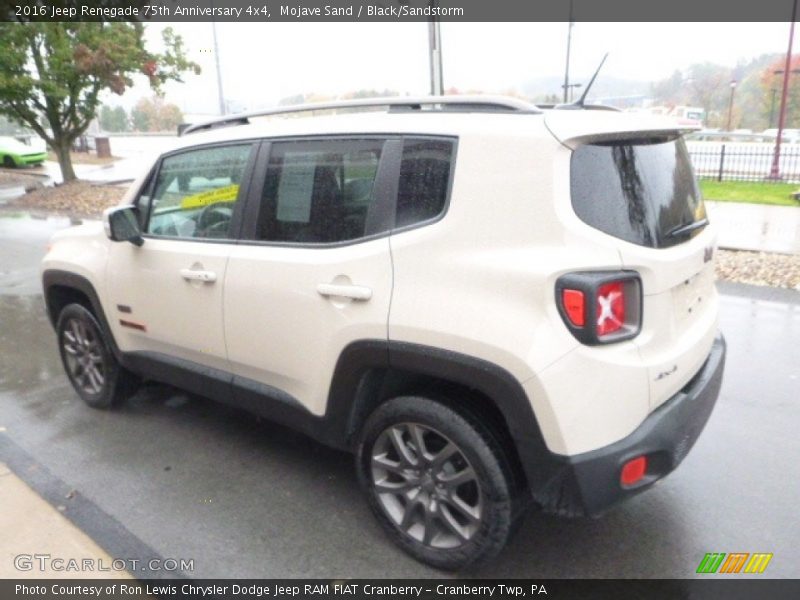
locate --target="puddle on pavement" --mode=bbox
[0,295,61,395]
[0,212,90,400]
[0,213,81,295]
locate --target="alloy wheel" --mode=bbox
[370,422,483,549]
[62,317,106,395]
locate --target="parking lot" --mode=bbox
[1,214,798,578]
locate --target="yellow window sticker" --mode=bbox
[180,184,239,209]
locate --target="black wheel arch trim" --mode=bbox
[326,340,560,493]
[42,269,122,360]
[384,341,562,494]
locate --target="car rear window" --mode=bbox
[570,137,706,248]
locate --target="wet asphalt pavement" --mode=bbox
[1,213,798,579]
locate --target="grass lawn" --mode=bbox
[699,180,800,207]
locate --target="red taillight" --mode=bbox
[561,289,585,327]
[620,456,647,486]
[596,281,625,337]
[556,271,641,345]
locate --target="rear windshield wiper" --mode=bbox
[667,217,709,239]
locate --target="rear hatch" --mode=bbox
[546,111,718,409]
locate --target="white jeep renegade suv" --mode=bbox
[41,96,726,570]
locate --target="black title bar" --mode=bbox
[5,579,800,600]
[2,0,800,22]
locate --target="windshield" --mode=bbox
[570,136,706,248]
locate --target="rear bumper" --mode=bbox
[528,333,726,517]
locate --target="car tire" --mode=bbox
[56,303,140,409]
[357,396,516,571]
[2,155,15,169]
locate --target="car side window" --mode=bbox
[143,143,254,240]
[395,138,455,228]
[257,139,384,244]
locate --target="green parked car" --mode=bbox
[0,136,48,167]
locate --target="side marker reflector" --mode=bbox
[621,456,647,486]
[119,319,147,332]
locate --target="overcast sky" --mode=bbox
[112,22,794,115]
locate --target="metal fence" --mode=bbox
[687,142,800,183]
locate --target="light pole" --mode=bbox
[428,19,444,96]
[769,0,798,180]
[726,80,737,131]
[210,8,225,115]
[427,0,444,96]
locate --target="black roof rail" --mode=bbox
[181,95,542,135]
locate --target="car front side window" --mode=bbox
[143,143,254,240]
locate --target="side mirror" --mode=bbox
[104,206,144,246]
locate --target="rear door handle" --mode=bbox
[180,268,217,283]
[316,283,372,301]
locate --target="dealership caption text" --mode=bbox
[15,3,464,19]
[16,583,549,597]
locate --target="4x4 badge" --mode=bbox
[655,365,678,381]
[703,246,714,263]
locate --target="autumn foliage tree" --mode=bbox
[0,22,199,181]
[761,54,800,129]
[131,95,183,132]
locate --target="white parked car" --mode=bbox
[761,128,800,143]
[41,96,726,570]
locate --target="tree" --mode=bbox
[340,89,400,99]
[531,93,560,105]
[130,98,153,132]
[278,93,306,106]
[685,63,732,128]
[652,70,688,106]
[159,102,183,132]
[0,22,199,181]
[761,54,800,129]
[131,95,183,132]
[99,105,129,133]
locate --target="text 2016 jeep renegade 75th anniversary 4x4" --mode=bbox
[41,97,726,570]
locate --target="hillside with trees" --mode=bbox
[650,54,800,130]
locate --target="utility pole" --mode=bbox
[563,0,574,104]
[770,0,798,179]
[563,83,582,102]
[428,16,444,96]
[769,88,778,128]
[771,68,800,129]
